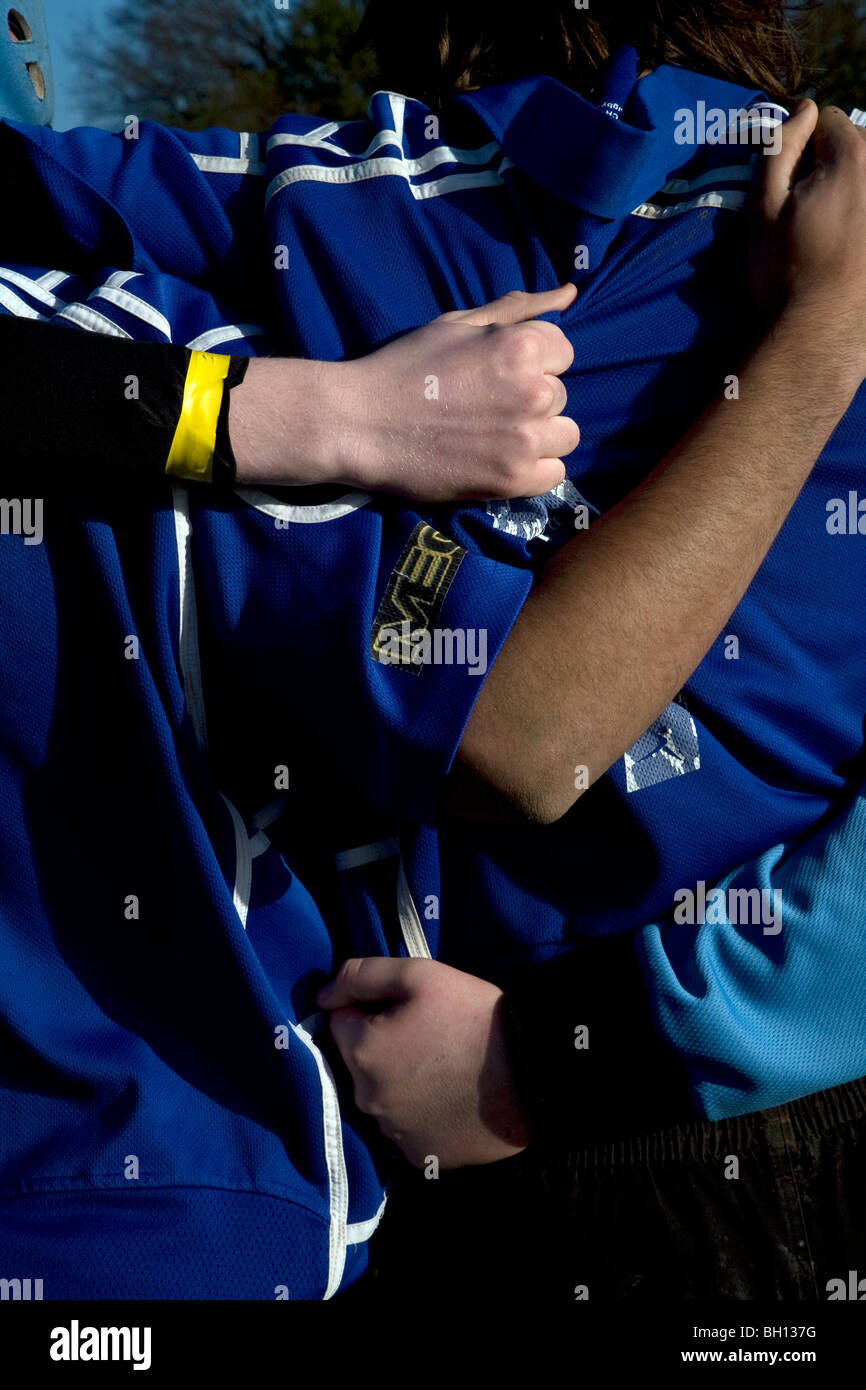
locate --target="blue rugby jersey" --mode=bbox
[0,52,864,1135]
[0,467,529,1298]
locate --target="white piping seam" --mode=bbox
[659,162,755,195]
[249,828,270,858]
[265,158,512,206]
[170,485,208,748]
[0,266,69,307]
[397,859,432,959]
[389,93,406,149]
[90,284,172,339]
[268,126,396,156]
[56,303,132,336]
[102,269,140,288]
[268,127,501,175]
[298,1010,328,1036]
[291,1020,349,1299]
[220,793,252,931]
[0,283,46,319]
[190,151,266,176]
[172,489,253,935]
[171,495,345,1273]
[251,795,290,831]
[234,486,372,524]
[335,839,400,872]
[346,1197,388,1246]
[36,270,72,290]
[185,324,266,352]
[631,189,748,219]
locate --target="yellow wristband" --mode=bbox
[165,350,231,482]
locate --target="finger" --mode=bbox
[451,284,577,327]
[316,956,413,1010]
[541,373,569,417]
[536,414,581,460]
[522,319,575,377]
[525,459,567,494]
[811,104,864,173]
[760,98,819,219]
[326,1004,373,1062]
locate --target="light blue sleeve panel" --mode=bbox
[637,784,866,1118]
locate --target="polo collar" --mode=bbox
[454,56,768,219]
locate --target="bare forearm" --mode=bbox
[454,306,864,823]
[229,357,359,486]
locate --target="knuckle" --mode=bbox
[523,376,555,414]
[500,324,540,372]
[508,421,537,461]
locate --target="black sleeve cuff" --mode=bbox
[500,934,695,1146]
[0,316,249,487]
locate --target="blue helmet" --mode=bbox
[1,3,53,124]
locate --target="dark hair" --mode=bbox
[352,2,801,109]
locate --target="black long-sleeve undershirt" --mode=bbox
[0,315,247,485]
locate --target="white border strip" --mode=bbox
[631,189,748,219]
[335,838,399,872]
[346,1197,388,1246]
[265,156,512,206]
[171,485,209,749]
[91,283,172,339]
[397,859,432,959]
[291,1019,350,1298]
[191,151,266,177]
[0,266,70,308]
[172,484,350,1296]
[56,303,132,336]
[234,486,372,524]
[185,324,267,352]
[220,793,252,930]
[0,282,45,319]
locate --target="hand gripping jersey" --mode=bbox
[0,47,864,1260]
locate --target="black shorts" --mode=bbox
[352,1075,866,1303]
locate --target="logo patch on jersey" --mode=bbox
[370,523,466,673]
[624,694,701,791]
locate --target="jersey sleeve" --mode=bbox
[0,316,246,485]
[190,497,533,829]
[0,118,268,318]
[501,781,866,1139]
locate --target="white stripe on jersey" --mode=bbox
[90,283,173,340]
[190,151,266,176]
[172,484,351,1297]
[266,155,513,205]
[346,1197,388,1246]
[631,189,749,219]
[290,1019,350,1298]
[234,486,372,524]
[185,324,267,352]
[0,266,71,308]
[0,282,46,319]
[56,303,132,336]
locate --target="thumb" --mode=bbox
[760,98,819,220]
[316,956,412,1010]
[449,283,577,327]
[811,103,861,173]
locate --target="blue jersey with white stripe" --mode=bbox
[0,48,864,1224]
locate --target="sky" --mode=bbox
[42,0,119,128]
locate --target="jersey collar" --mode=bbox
[454,59,769,219]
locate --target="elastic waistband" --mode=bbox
[567,1074,866,1169]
